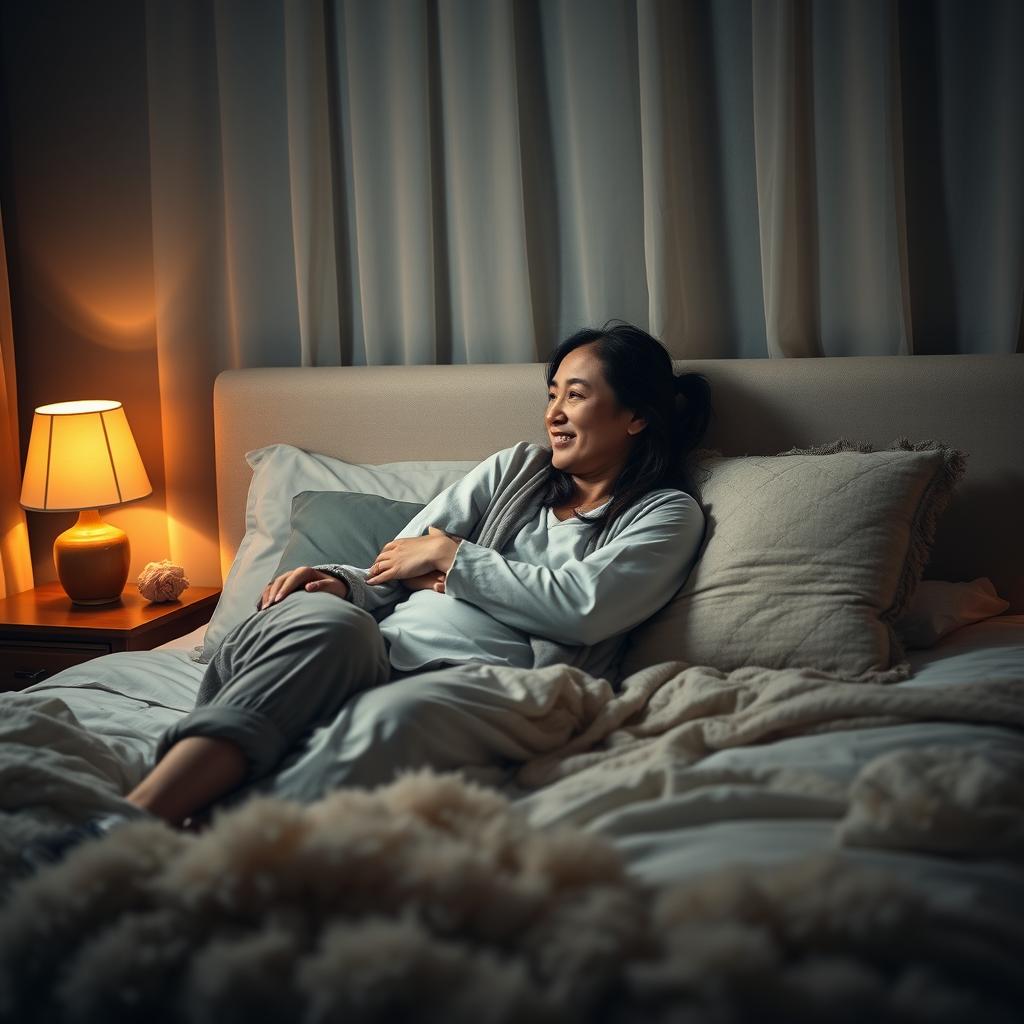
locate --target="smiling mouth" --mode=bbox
[551,433,576,448]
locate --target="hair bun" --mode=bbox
[671,372,713,450]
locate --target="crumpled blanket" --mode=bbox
[4,659,1023,885]
[518,661,1024,789]
[512,661,1024,855]
[0,695,146,879]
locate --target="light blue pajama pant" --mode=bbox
[155,592,538,797]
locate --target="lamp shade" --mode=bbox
[20,400,152,512]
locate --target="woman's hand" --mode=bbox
[401,570,447,594]
[366,526,460,586]
[258,567,350,610]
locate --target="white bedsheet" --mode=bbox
[155,622,208,652]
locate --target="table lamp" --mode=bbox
[19,400,152,605]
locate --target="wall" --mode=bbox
[0,0,171,586]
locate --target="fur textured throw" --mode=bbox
[2,771,1021,1024]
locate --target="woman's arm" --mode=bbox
[364,527,460,585]
[442,491,705,646]
[312,445,529,613]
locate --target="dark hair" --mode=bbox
[543,319,713,527]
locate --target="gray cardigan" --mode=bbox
[317,442,704,682]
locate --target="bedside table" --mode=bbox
[0,581,221,691]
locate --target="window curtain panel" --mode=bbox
[144,0,1024,582]
[0,206,33,599]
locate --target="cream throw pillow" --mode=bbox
[620,440,966,683]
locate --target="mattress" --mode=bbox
[15,615,1024,907]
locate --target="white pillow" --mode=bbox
[202,444,477,660]
[895,578,1010,649]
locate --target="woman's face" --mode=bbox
[545,343,646,477]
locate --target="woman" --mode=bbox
[24,321,711,865]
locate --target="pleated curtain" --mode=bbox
[143,0,1024,581]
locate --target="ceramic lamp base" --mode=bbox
[53,509,130,605]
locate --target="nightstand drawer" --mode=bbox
[0,641,113,690]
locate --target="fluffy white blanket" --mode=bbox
[1,772,1022,1023]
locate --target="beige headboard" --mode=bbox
[214,355,1024,612]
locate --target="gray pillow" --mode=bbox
[202,443,474,662]
[274,490,426,583]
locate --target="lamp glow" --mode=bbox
[20,401,152,604]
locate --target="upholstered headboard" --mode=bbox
[214,355,1024,612]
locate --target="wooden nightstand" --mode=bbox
[0,581,221,691]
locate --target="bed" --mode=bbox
[1,354,1023,1023]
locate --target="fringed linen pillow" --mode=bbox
[619,440,966,684]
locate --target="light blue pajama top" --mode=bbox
[381,499,614,671]
[320,445,705,675]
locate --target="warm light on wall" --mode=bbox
[20,400,152,604]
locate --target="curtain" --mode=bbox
[144,0,1024,581]
[0,205,33,599]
